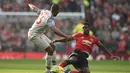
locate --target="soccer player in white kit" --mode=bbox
[28,4,67,73]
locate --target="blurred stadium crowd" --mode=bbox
[0,0,130,55]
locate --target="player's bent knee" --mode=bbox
[81,67,90,73]
[80,70,90,73]
[65,57,77,65]
[69,56,78,63]
[50,43,56,51]
[45,46,54,55]
[65,60,72,65]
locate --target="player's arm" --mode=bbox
[48,18,68,38]
[50,26,68,37]
[96,42,120,60]
[53,36,74,43]
[28,4,41,15]
[98,43,113,57]
[52,33,79,43]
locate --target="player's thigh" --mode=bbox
[80,67,90,73]
[73,55,88,70]
[79,57,89,69]
[42,34,56,50]
[69,55,78,63]
[42,34,51,44]
[30,35,50,50]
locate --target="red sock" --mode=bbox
[59,61,67,67]
[70,70,80,73]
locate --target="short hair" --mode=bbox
[83,20,90,26]
[51,4,59,12]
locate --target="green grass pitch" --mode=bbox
[0,59,130,73]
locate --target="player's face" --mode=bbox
[83,25,89,35]
[52,10,59,17]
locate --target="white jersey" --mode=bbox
[28,9,55,39]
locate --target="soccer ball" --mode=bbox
[51,66,64,73]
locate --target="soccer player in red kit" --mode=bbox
[53,22,120,73]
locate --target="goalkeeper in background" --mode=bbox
[28,3,68,73]
[53,22,120,73]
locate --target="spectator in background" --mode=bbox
[52,0,60,4]
[102,16,111,28]
[1,24,13,49]
[83,0,91,11]
[117,38,127,54]
[116,29,128,54]
[58,0,69,12]
[93,11,103,28]
[19,29,28,52]
[21,0,30,11]
[72,20,84,34]
[110,5,120,28]
[2,0,12,11]
[103,2,111,17]
[68,0,80,12]
[111,28,120,41]
[95,26,104,41]
[102,28,111,43]
[12,1,20,11]
[8,31,21,51]
[126,36,130,54]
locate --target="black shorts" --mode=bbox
[69,50,89,69]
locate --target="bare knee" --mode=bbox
[80,67,90,73]
[45,46,54,55]
[50,42,56,51]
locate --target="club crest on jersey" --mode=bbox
[90,38,93,42]
[82,40,92,46]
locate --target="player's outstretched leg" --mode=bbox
[52,51,56,65]
[64,68,90,73]
[81,67,90,73]
[50,42,57,66]
[59,56,77,67]
[64,68,80,73]
[45,46,54,73]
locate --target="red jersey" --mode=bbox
[73,32,102,54]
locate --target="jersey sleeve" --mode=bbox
[72,32,83,40]
[47,17,55,27]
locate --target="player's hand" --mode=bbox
[111,56,120,60]
[64,36,72,39]
[52,40,57,43]
[28,4,37,11]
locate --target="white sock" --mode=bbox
[46,54,52,69]
[52,51,56,65]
